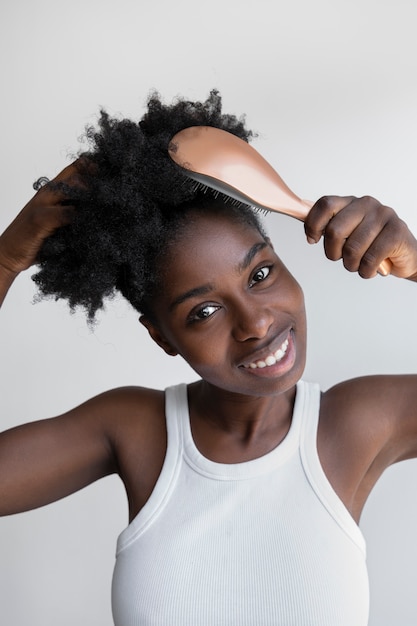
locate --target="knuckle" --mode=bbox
[342,239,362,259]
[315,195,331,207]
[359,194,376,205]
[360,195,385,213]
[313,196,334,214]
[324,222,345,240]
[341,242,362,272]
[358,251,378,277]
[362,196,397,222]
[380,206,396,223]
[307,197,332,227]
[390,216,407,235]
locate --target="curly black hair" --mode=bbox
[33,90,266,322]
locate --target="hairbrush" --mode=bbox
[168,126,391,276]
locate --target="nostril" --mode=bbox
[233,308,274,342]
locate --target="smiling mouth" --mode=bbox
[242,337,290,370]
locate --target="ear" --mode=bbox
[139,316,178,357]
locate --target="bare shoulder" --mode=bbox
[67,384,166,446]
[85,384,166,421]
[84,385,167,470]
[320,374,417,442]
[319,374,417,463]
[321,375,397,431]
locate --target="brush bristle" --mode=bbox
[191,179,271,214]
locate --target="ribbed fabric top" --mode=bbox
[112,381,369,625]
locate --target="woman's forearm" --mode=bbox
[0,265,18,308]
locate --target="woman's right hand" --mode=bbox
[0,163,80,275]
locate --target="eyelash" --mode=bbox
[188,304,221,323]
[188,264,273,324]
[249,265,272,287]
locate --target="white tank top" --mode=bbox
[112,381,369,625]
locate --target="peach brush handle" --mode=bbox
[169,126,392,276]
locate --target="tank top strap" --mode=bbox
[298,381,367,554]
[115,385,184,553]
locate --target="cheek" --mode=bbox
[171,326,233,382]
[286,277,306,323]
[181,338,227,371]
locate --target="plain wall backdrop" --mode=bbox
[1,0,417,624]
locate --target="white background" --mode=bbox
[1,0,417,624]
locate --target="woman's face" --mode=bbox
[143,211,307,398]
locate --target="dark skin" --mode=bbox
[1,168,417,528]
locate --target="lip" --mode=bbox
[239,331,296,378]
[238,328,292,369]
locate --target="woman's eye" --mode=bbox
[250,266,271,286]
[190,304,220,322]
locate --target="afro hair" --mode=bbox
[33,89,263,321]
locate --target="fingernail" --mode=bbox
[307,236,316,245]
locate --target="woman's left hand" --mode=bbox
[304,195,417,281]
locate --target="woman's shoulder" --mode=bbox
[319,376,395,446]
[90,384,166,413]
[83,385,168,451]
[320,374,413,423]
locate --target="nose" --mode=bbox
[231,299,274,342]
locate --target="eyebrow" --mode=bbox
[169,284,215,311]
[169,241,269,312]
[237,241,268,272]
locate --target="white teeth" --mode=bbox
[245,338,289,370]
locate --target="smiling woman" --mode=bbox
[1,90,417,626]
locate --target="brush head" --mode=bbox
[168,126,312,220]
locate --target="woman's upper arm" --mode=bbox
[381,374,417,463]
[0,387,146,516]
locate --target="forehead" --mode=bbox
[166,211,266,267]
[157,212,269,295]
